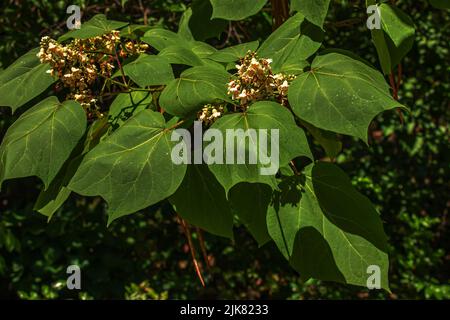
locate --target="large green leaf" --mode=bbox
[0,97,86,190]
[143,29,217,57]
[379,4,415,48]
[301,120,342,158]
[122,54,174,87]
[229,182,272,246]
[0,48,55,112]
[208,101,312,193]
[188,0,228,40]
[142,28,218,63]
[68,110,187,224]
[178,8,195,41]
[158,46,205,67]
[267,162,389,289]
[210,0,267,20]
[288,53,406,142]
[143,28,190,51]
[170,164,233,239]
[159,66,231,117]
[108,91,153,129]
[59,14,128,41]
[290,0,331,28]
[258,13,305,60]
[34,118,109,218]
[258,14,322,73]
[209,41,259,63]
[379,4,415,69]
[367,2,415,74]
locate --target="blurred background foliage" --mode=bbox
[0,0,448,299]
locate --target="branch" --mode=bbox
[177,215,205,287]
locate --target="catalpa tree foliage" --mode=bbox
[0,0,433,289]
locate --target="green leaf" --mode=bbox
[170,164,233,238]
[142,28,218,58]
[288,53,406,142]
[258,14,322,73]
[143,28,190,51]
[0,48,56,112]
[370,28,392,75]
[35,118,110,219]
[209,41,259,63]
[68,110,187,224]
[301,120,342,158]
[158,45,205,66]
[208,101,312,193]
[229,182,272,246]
[189,0,228,40]
[267,162,389,289]
[178,8,195,41]
[210,0,267,20]
[258,13,305,60]
[108,91,153,128]
[380,4,415,69]
[367,3,415,74]
[159,66,231,117]
[0,97,86,190]
[379,4,415,47]
[34,181,72,218]
[120,24,152,39]
[59,14,128,41]
[122,54,174,87]
[290,0,331,28]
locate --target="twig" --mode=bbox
[389,71,398,100]
[389,70,405,124]
[397,63,403,89]
[196,227,211,270]
[114,47,129,89]
[177,215,205,287]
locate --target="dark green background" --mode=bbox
[0,0,448,299]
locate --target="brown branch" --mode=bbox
[196,227,211,270]
[270,0,290,29]
[177,216,205,287]
[389,70,405,124]
[397,63,403,89]
[389,71,398,100]
[114,47,128,89]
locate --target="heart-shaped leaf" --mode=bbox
[0,48,56,112]
[68,110,187,224]
[210,0,267,20]
[122,54,174,87]
[0,97,86,189]
[208,101,312,193]
[288,53,406,142]
[159,66,231,117]
[267,162,389,290]
[170,164,233,238]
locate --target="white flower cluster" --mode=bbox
[227,51,295,108]
[37,31,148,115]
[198,105,225,125]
